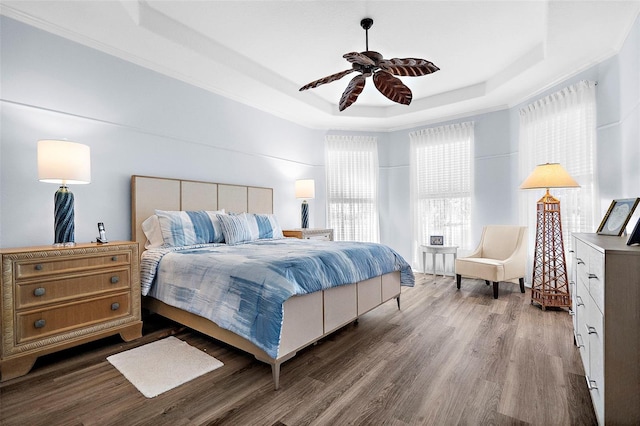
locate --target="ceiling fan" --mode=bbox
[299,18,440,111]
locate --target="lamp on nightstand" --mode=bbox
[38,140,91,246]
[295,179,315,228]
[520,162,579,310]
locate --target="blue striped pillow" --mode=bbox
[155,210,224,247]
[217,213,255,245]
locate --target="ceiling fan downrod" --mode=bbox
[361,18,373,51]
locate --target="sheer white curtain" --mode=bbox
[410,122,474,269]
[325,135,379,242]
[519,80,598,280]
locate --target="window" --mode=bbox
[325,135,379,242]
[518,80,598,270]
[410,122,474,267]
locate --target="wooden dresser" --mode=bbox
[0,241,142,381]
[571,233,640,424]
[283,228,334,241]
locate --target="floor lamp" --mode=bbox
[520,163,579,311]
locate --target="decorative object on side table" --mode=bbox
[37,140,91,246]
[429,235,444,245]
[596,198,639,236]
[295,179,315,228]
[520,162,579,310]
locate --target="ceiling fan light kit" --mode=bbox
[299,18,439,111]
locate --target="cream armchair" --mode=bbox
[455,225,527,299]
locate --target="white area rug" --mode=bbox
[107,336,223,398]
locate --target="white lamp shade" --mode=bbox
[38,140,91,184]
[520,163,579,190]
[295,179,315,199]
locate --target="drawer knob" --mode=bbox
[585,375,598,391]
[576,296,584,307]
[33,287,46,297]
[575,334,585,349]
[576,258,585,265]
[110,276,119,284]
[111,302,120,311]
[585,324,598,335]
[35,264,43,271]
[111,256,118,261]
[34,319,46,329]
[587,273,598,280]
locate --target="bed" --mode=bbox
[131,175,414,389]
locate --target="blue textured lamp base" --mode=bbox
[54,186,75,246]
[301,201,309,229]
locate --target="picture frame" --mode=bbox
[627,217,640,246]
[430,235,444,245]
[597,198,640,236]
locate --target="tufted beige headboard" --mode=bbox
[131,175,273,252]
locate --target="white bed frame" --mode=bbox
[131,175,401,389]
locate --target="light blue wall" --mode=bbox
[1,14,638,267]
[0,16,326,248]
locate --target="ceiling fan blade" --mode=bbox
[343,52,376,66]
[378,58,440,77]
[373,71,412,105]
[299,69,355,91]
[339,74,366,111]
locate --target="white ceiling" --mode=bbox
[2,1,639,131]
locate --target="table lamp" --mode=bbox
[295,179,315,228]
[520,162,579,310]
[38,140,91,246]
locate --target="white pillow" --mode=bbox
[141,215,165,249]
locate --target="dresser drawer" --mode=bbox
[14,252,131,280]
[15,267,131,309]
[16,292,131,344]
[588,249,604,313]
[585,292,605,420]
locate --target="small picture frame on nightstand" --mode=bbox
[430,235,444,245]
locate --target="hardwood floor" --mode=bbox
[0,274,597,426]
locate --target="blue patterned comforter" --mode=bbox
[141,238,414,358]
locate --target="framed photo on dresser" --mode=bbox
[597,198,639,236]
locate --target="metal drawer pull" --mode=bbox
[575,334,585,349]
[33,287,46,297]
[111,302,120,311]
[585,375,598,391]
[111,256,118,261]
[587,273,598,279]
[576,296,584,307]
[569,309,575,316]
[35,264,43,270]
[576,258,585,265]
[585,324,598,335]
[110,276,119,284]
[34,319,46,329]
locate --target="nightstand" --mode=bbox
[0,241,142,381]
[283,228,334,241]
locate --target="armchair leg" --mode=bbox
[493,282,499,299]
[519,278,525,293]
[456,274,461,290]
[485,280,490,286]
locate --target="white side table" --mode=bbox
[420,245,458,277]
